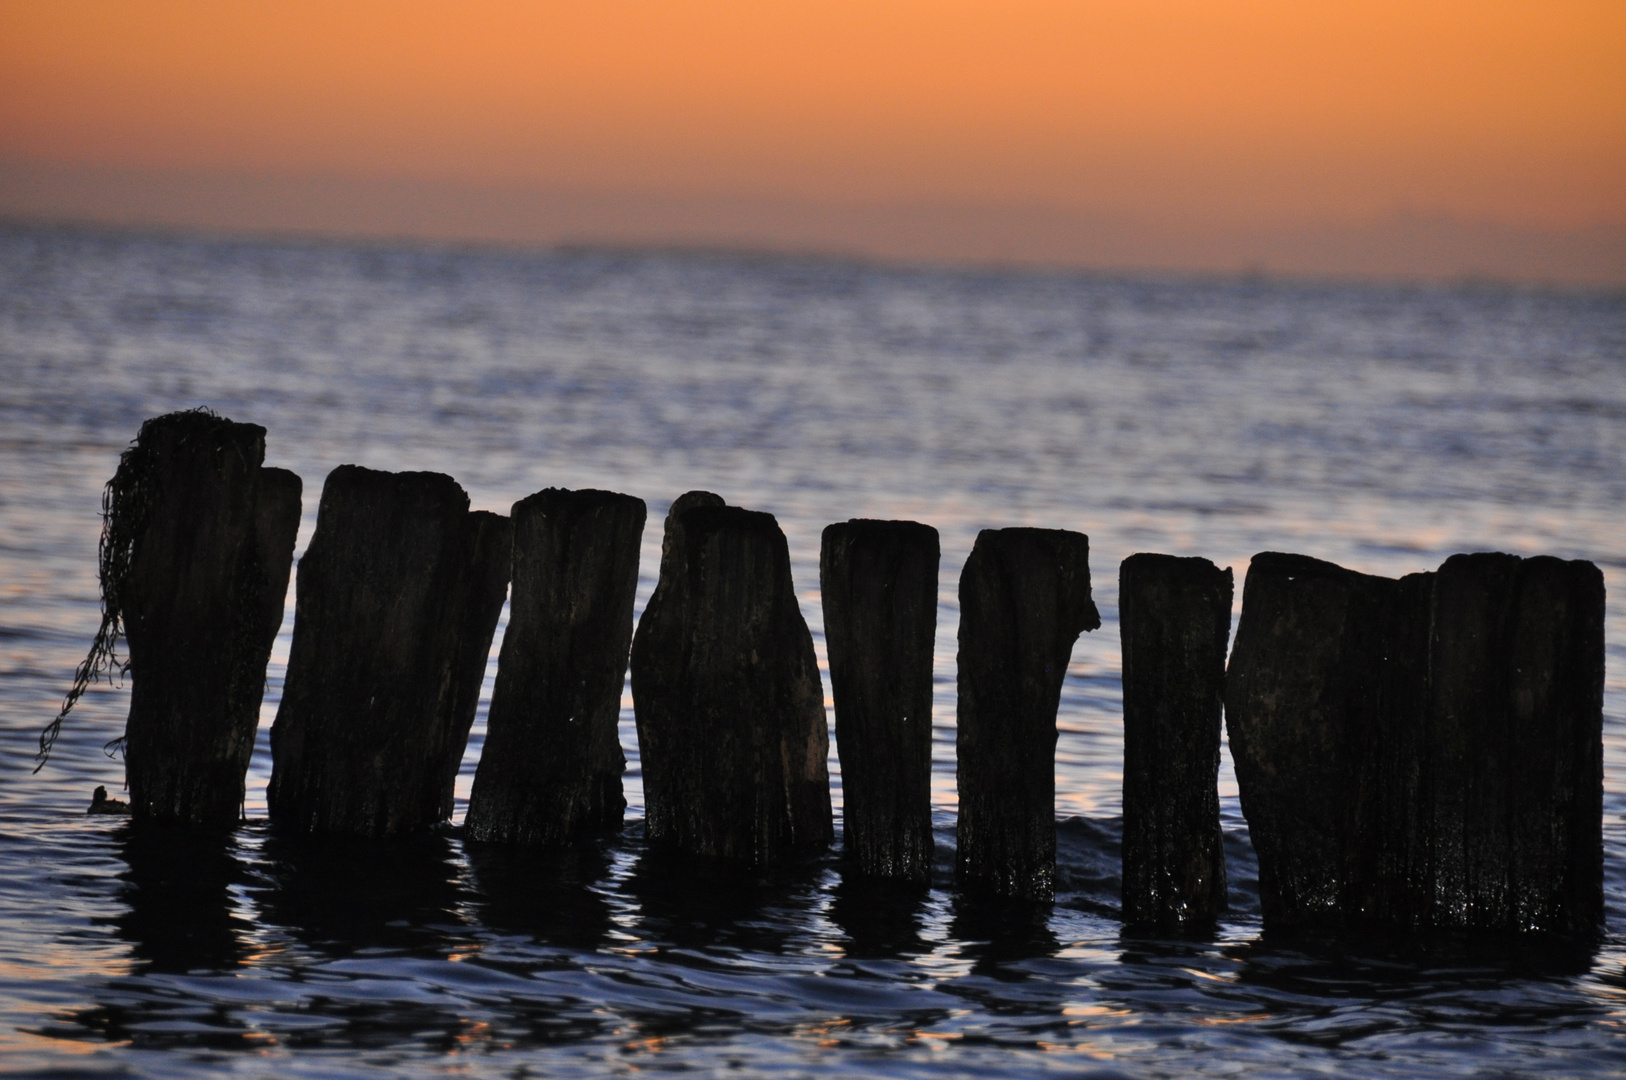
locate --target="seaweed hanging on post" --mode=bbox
[37,409,207,771]
[38,409,303,829]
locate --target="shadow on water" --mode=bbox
[58,824,622,1057]
[1224,930,1611,1050]
[46,821,264,1052]
[941,895,1075,1033]
[113,820,253,974]
[626,842,828,957]
[251,825,475,958]
[950,894,1060,972]
[1229,923,1602,987]
[829,874,931,959]
[67,825,579,1057]
[1113,920,1609,1052]
[464,836,614,951]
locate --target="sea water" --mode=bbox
[0,223,1623,1077]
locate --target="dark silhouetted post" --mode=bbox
[46,411,301,826]
[1118,553,1232,930]
[1427,553,1604,934]
[1345,568,1435,929]
[1224,552,1432,930]
[821,519,940,884]
[268,466,510,837]
[630,491,832,865]
[956,527,1100,901]
[465,488,646,845]
[632,489,723,848]
[1228,549,1602,935]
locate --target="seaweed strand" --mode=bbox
[35,409,217,771]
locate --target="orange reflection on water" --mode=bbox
[795,1016,853,1047]
[624,1034,668,1055]
[239,943,288,965]
[1056,786,1108,817]
[1179,966,1234,984]
[909,1029,962,1047]
[0,951,130,985]
[0,1025,118,1056]
[1038,1039,1121,1059]
[1196,1013,1271,1026]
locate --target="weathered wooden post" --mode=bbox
[465,488,646,845]
[1224,552,1433,930]
[821,519,940,884]
[630,491,832,865]
[956,527,1100,901]
[43,410,301,827]
[268,466,510,837]
[1227,548,1603,935]
[1426,553,1604,934]
[1118,553,1232,930]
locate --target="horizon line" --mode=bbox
[4,158,1624,292]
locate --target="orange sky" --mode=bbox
[2,1,1623,276]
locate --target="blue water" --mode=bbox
[1,223,1624,1077]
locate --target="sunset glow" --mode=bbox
[2,1,1622,277]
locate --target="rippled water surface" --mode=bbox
[2,224,1624,1077]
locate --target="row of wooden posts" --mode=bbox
[56,413,1604,936]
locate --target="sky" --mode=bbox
[2,1,1623,282]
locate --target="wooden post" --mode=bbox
[1223,552,1432,930]
[1228,549,1602,934]
[1427,553,1604,933]
[79,411,302,826]
[268,466,510,837]
[821,519,940,884]
[465,488,646,845]
[1118,553,1231,930]
[1345,569,1435,929]
[629,491,832,865]
[955,527,1100,901]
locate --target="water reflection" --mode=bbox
[252,828,473,957]
[114,821,251,974]
[626,844,826,957]
[829,875,930,959]
[1205,930,1609,1053]
[949,895,1060,971]
[1228,927,1600,991]
[464,838,613,951]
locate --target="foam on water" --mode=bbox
[1,224,1623,1077]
